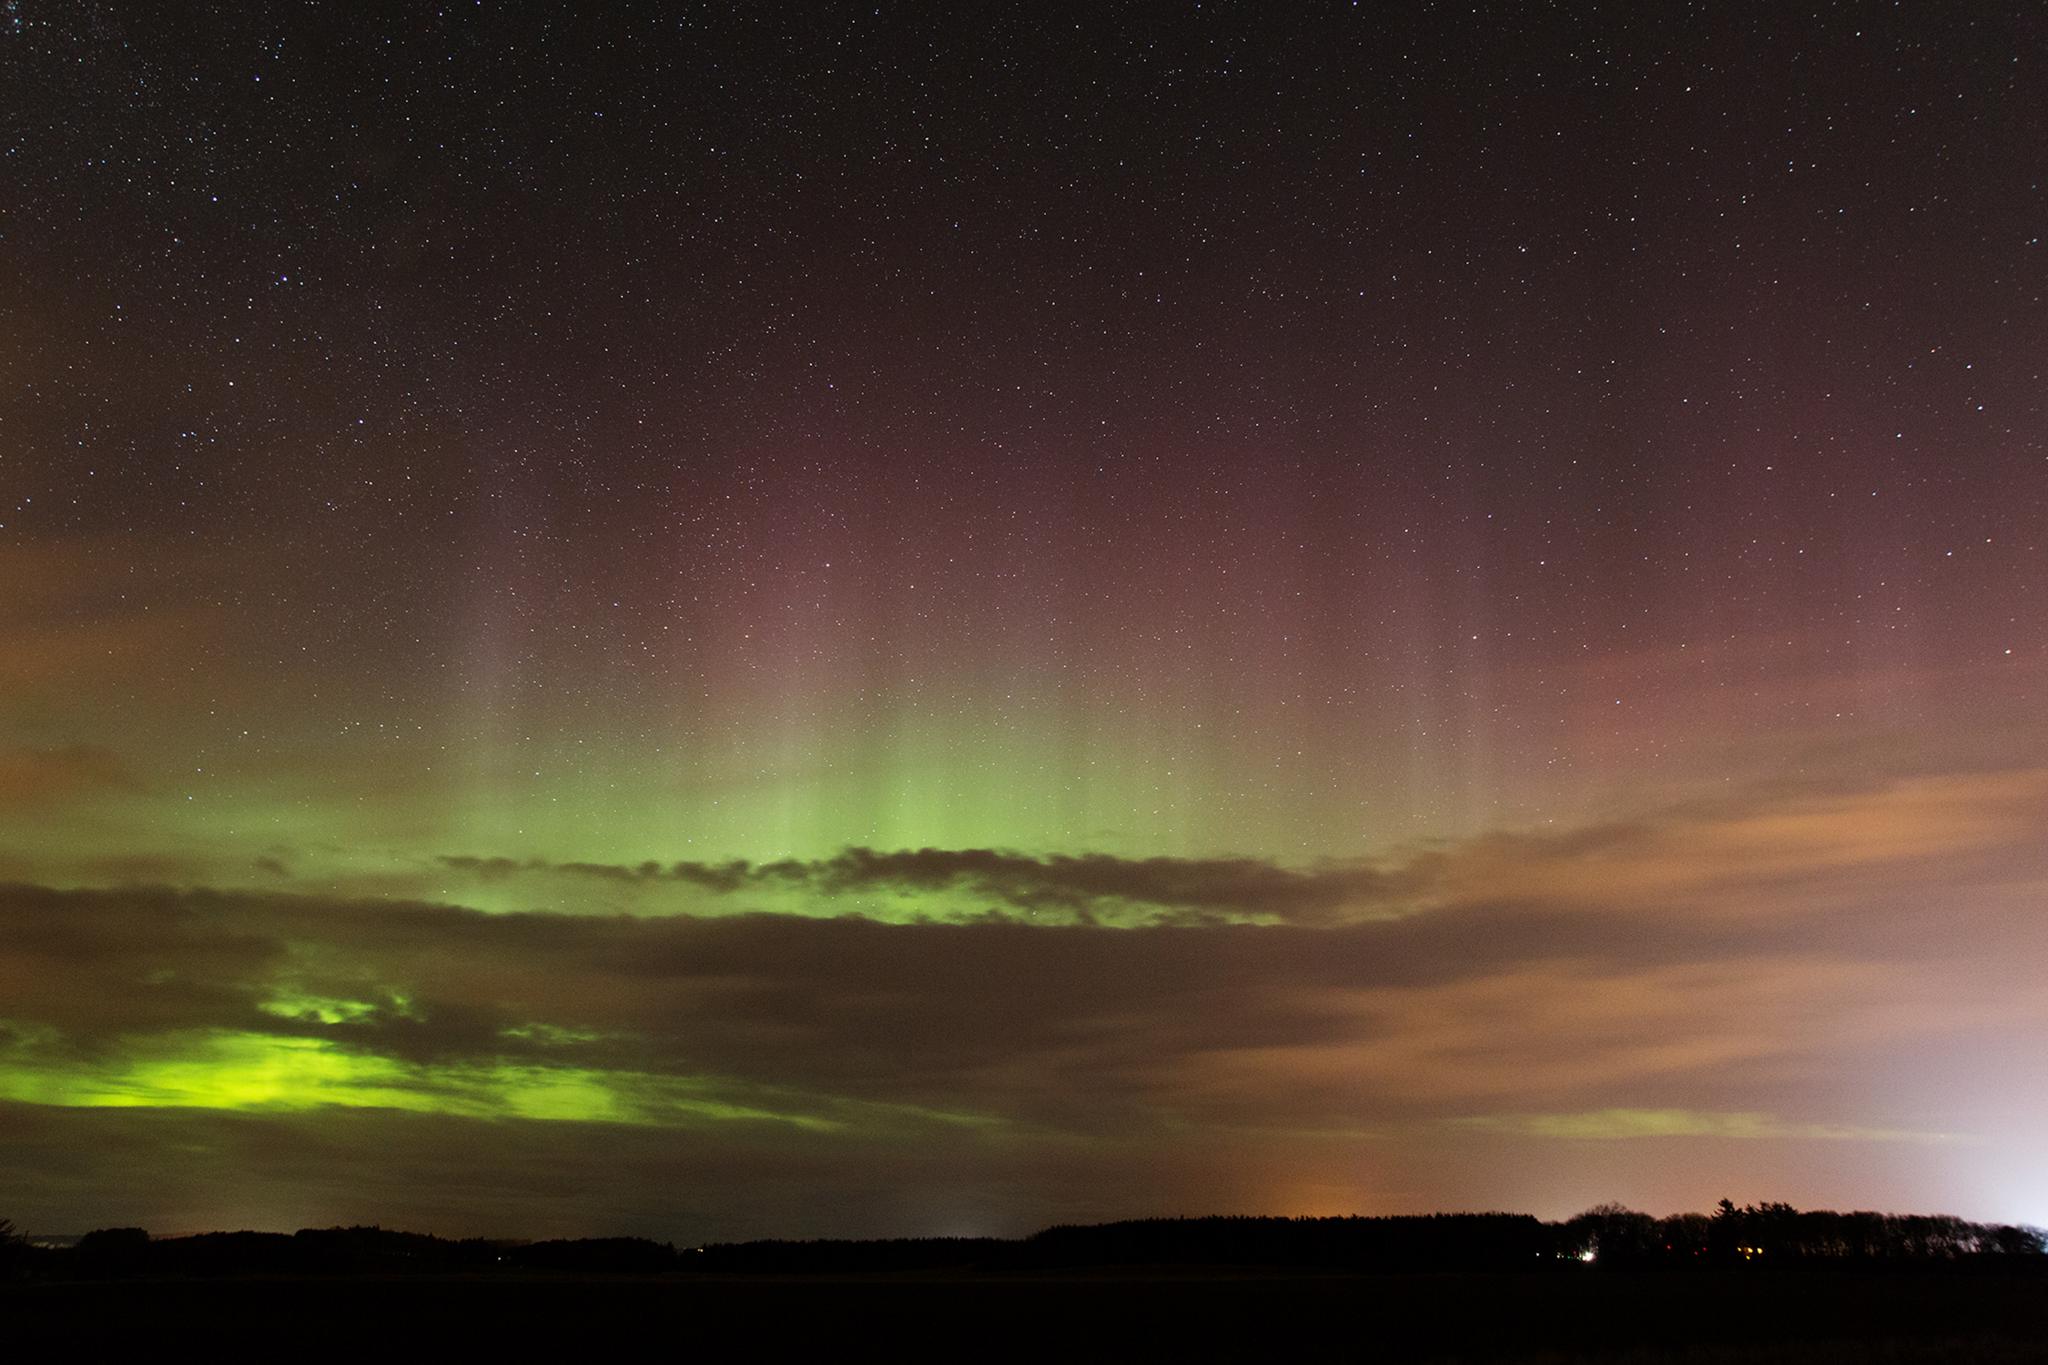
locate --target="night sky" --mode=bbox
[3,2,2045,1240]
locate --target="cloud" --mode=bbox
[431,766,2048,927]
[440,847,1412,924]
[1423,768,2048,916]
[3,872,2041,1238]
[6,765,2048,1235]
[4,852,2044,1144]
[1449,1108,1960,1144]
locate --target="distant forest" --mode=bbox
[4,1202,2043,1280]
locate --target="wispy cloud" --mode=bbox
[1450,1108,1961,1144]
[438,846,1412,923]
[433,767,2048,927]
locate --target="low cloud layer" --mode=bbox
[438,846,1411,924]
[434,767,2048,928]
[5,767,2048,1237]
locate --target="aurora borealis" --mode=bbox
[2,3,2046,1241]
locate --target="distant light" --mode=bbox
[1579,1249,1597,1263]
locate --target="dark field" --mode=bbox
[8,1269,2048,1360]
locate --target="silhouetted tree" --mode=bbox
[75,1226,151,1277]
[1567,1204,1659,1266]
[0,1217,28,1280]
[1987,1224,2047,1256]
[1658,1212,1711,1260]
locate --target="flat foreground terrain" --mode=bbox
[8,1268,2048,1360]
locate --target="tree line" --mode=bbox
[1562,1200,2048,1266]
[2,1204,2041,1281]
